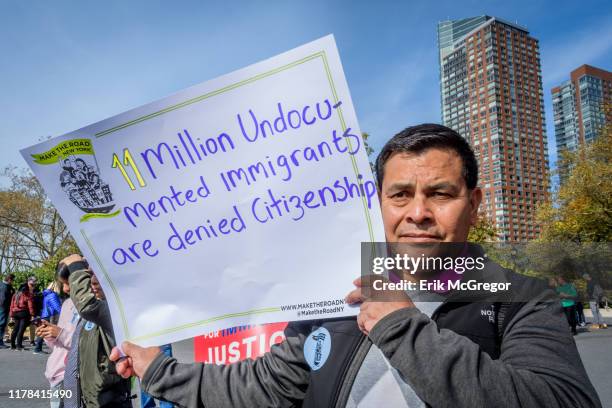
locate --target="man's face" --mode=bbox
[379,149,482,243]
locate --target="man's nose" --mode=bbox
[403,195,433,225]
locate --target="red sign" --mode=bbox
[194,322,289,364]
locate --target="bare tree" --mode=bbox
[0,167,76,274]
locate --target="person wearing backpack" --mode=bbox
[9,282,35,350]
[584,273,607,330]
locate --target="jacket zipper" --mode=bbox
[332,301,447,407]
[332,334,372,408]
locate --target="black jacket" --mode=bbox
[142,262,601,407]
[0,281,14,312]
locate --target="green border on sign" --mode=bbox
[81,229,131,338]
[88,50,374,342]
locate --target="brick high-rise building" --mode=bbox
[437,16,549,241]
[552,65,611,154]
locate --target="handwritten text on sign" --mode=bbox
[111,99,373,265]
[21,35,385,347]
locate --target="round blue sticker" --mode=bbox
[303,327,331,371]
[84,321,96,331]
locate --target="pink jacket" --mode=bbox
[44,298,79,386]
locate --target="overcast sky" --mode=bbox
[1,0,610,185]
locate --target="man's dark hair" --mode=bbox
[55,258,88,282]
[56,262,71,282]
[375,123,478,190]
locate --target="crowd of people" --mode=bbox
[0,262,172,408]
[548,275,609,335]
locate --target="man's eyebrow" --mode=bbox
[385,181,415,192]
[425,182,460,193]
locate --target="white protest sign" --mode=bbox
[21,35,385,347]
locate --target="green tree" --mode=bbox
[0,167,78,286]
[468,214,499,242]
[537,107,612,242]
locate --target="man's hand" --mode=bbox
[36,322,61,339]
[345,276,414,336]
[110,342,161,379]
[60,254,84,267]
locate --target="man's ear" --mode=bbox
[469,187,483,225]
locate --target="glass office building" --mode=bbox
[552,65,611,152]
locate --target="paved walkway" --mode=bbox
[0,319,610,407]
[0,338,193,408]
[574,317,612,405]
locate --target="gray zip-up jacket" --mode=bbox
[141,271,600,407]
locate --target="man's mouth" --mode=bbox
[398,233,441,242]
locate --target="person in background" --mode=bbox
[60,256,132,408]
[557,276,578,335]
[42,281,63,324]
[34,281,64,354]
[575,299,586,328]
[27,276,43,346]
[37,264,80,408]
[141,344,174,408]
[0,273,15,348]
[548,276,558,290]
[10,282,35,350]
[584,273,607,330]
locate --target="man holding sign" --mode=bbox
[23,36,598,406]
[98,124,599,407]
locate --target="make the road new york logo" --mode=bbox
[304,327,331,371]
[31,138,119,222]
